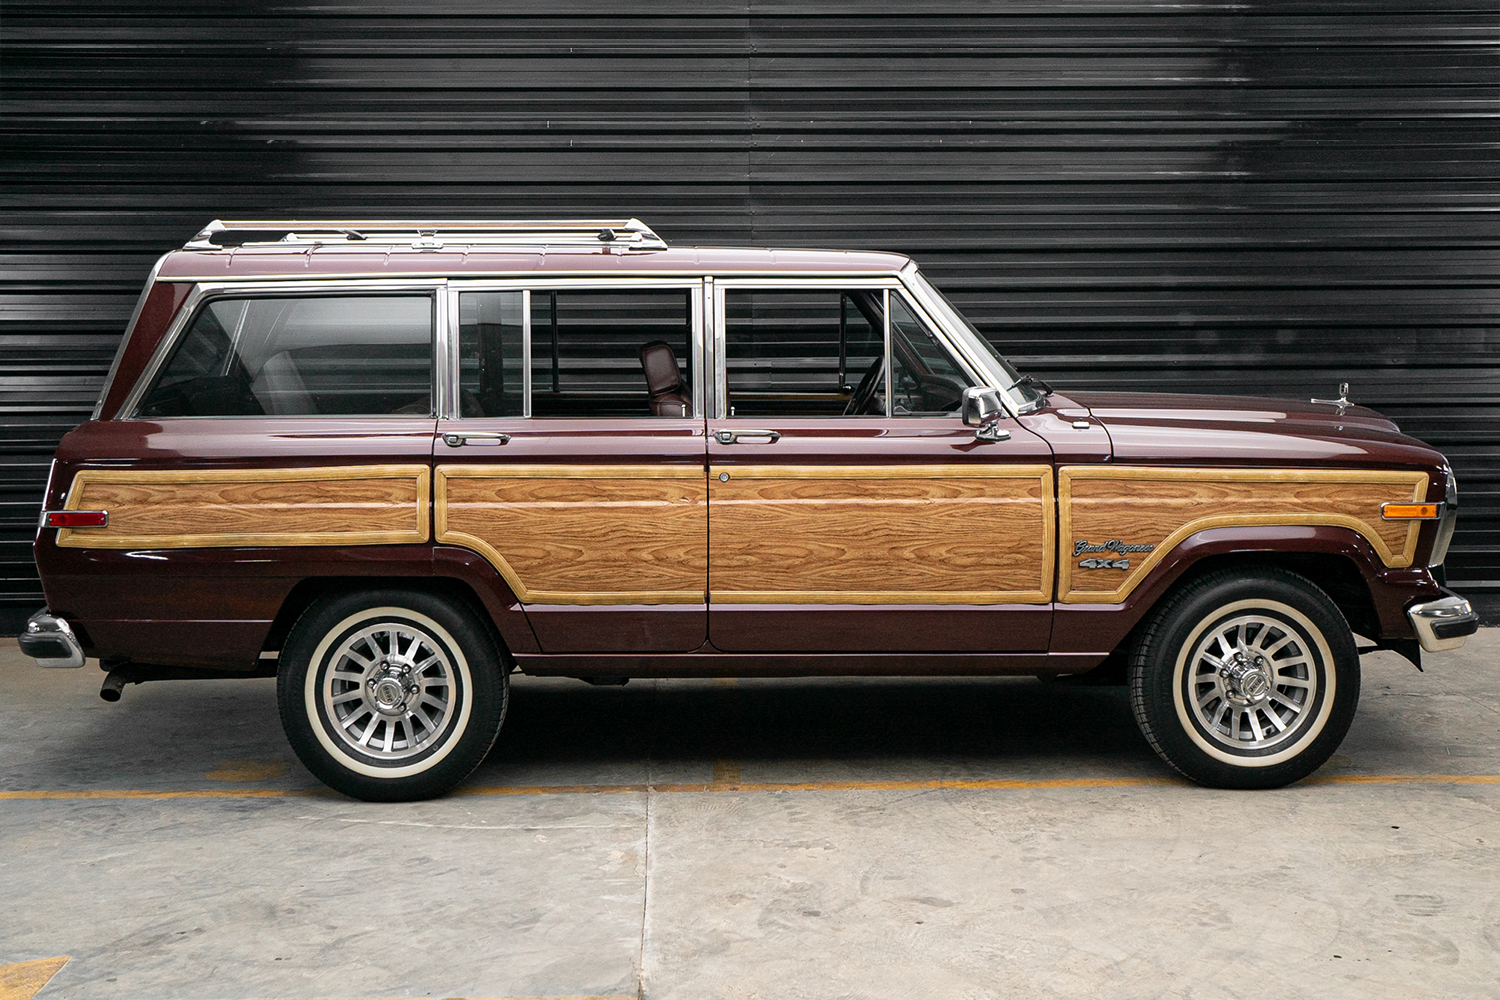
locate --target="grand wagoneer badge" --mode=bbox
[1075,539,1155,571]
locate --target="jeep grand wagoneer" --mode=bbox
[21,219,1478,800]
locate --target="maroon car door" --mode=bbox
[433,281,708,653]
[706,281,1055,654]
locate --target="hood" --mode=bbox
[1067,390,1400,434]
[1056,390,1441,469]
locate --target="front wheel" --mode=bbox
[1129,567,1360,789]
[277,589,507,801]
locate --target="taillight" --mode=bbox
[41,510,108,528]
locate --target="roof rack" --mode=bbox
[185,218,668,252]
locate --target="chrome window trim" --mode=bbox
[703,276,717,420]
[899,261,1026,417]
[117,278,450,421]
[433,284,452,419]
[882,288,893,417]
[522,289,533,418]
[710,275,990,420]
[446,276,706,421]
[94,252,171,420]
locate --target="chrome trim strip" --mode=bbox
[95,252,171,420]
[702,276,716,420]
[691,279,706,419]
[1407,594,1477,653]
[116,278,451,420]
[433,279,452,419]
[521,289,533,418]
[882,288,892,416]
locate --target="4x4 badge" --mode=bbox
[1079,557,1130,571]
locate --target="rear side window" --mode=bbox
[135,295,434,417]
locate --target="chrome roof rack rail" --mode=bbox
[184,218,668,251]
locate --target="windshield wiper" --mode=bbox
[1015,373,1054,397]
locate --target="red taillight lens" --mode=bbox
[45,510,108,528]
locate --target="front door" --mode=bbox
[707,281,1054,653]
[434,281,708,653]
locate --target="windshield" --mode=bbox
[907,271,1047,412]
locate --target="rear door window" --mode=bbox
[136,295,434,417]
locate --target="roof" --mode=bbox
[155,219,912,280]
[156,244,912,280]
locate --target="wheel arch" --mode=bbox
[1054,524,1402,679]
[262,572,528,669]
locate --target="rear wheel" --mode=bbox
[277,589,507,801]
[1129,567,1360,789]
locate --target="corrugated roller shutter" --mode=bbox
[2,3,1497,631]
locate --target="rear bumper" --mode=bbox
[1406,593,1479,653]
[18,608,86,668]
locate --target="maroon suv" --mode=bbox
[20,219,1477,800]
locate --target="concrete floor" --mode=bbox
[1,633,1497,999]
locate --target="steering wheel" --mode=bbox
[842,353,885,416]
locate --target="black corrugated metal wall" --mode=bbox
[3,2,1498,631]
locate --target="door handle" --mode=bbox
[714,429,781,445]
[442,431,511,447]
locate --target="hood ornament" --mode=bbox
[1311,381,1351,414]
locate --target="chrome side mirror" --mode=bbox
[961,387,1010,441]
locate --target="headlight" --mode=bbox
[1429,468,1458,567]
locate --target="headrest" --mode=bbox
[639,341,685,397]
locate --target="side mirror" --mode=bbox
[961,387,1010,441]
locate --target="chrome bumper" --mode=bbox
[1406,594,1479,653]
[18,608,86,668]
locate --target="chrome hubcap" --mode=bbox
[1186,614,1319,751]
[321,623,456,760]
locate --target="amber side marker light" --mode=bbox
[1381,502,1442,520]
[42,510,108,528]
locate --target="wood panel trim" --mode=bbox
[56,465,431,549]
[1058,466,1429,604]
[439,464,703,480]
[434,465,707,605]
[708,465,1055,605]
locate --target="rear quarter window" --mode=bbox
[135,295,434,417]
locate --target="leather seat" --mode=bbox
[638,341,691,416]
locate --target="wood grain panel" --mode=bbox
[56,466,430,549]
[709,465,1054,604]
[436,464,707,605]
[1059,466,1430,604]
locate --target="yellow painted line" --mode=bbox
[0,788,326,801]
[0,957,68,1000]
[2,774,1499,802]
[1305,773,1500,786]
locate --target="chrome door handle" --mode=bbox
[442,432,511,447]
[713,429,781,445]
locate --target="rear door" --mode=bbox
[435,279,708,652]
[706,279,1055,653]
